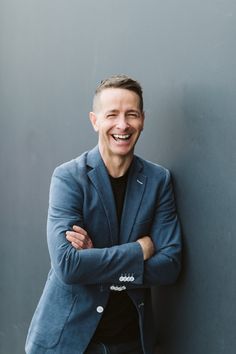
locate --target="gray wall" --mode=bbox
[1,1,236,353]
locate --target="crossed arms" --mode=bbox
[66,225,155,261]
[47,164,181,287]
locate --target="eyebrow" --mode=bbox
[105,109,140,114]
[106,109,119,114]
[126,109,140,114]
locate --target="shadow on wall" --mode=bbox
[151,83,235,354]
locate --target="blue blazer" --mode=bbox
[26,146,181,354]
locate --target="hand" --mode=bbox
[66,225,93,250]
[137,236,155,261]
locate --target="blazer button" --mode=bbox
[96,306,104,313]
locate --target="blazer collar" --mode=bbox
[86,145,144,172]
[119,157,147,244]
[86,145,101,169]
[87,146,118,244]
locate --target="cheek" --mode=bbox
[100,122,113,133]
[135,122,144,132]
[98,124,111,137]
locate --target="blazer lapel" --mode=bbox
[87,147,119,245]
[119,157,147,244]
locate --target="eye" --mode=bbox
[106,114,117,119]
[127,112,139,118]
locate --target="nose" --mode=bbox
[116,116,129,130]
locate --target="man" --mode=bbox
[25,75,182,354]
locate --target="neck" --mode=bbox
[99,147,133,177]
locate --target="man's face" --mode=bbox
[90,88,144,160]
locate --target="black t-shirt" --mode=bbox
[92,170,140,344]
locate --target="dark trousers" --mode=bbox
[84,339,143,354]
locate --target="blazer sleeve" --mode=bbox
[125,168,182,289]
[143,169,182,285]
[47,165,144,286]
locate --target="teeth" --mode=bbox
[113,134,131,140]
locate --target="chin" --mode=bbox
[112,147,134,157]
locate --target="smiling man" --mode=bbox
[90,84,144,177]
[25,75,182,354]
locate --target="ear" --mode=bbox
[89,112,99,132]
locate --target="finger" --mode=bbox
[66,231,87,241]
[72,225,87,236]
[67,235,85,248]
[66,232,85,243]
[67,230,93,246]
[71,241,83,250]
[66,233,92,249]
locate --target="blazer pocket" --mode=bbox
[27,274,77,349]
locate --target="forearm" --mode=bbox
[48,229,144,285]
[64,229,156,286]
[115,221,182,289]
[109,245,181,291]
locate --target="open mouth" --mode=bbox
[112,134,131,142]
